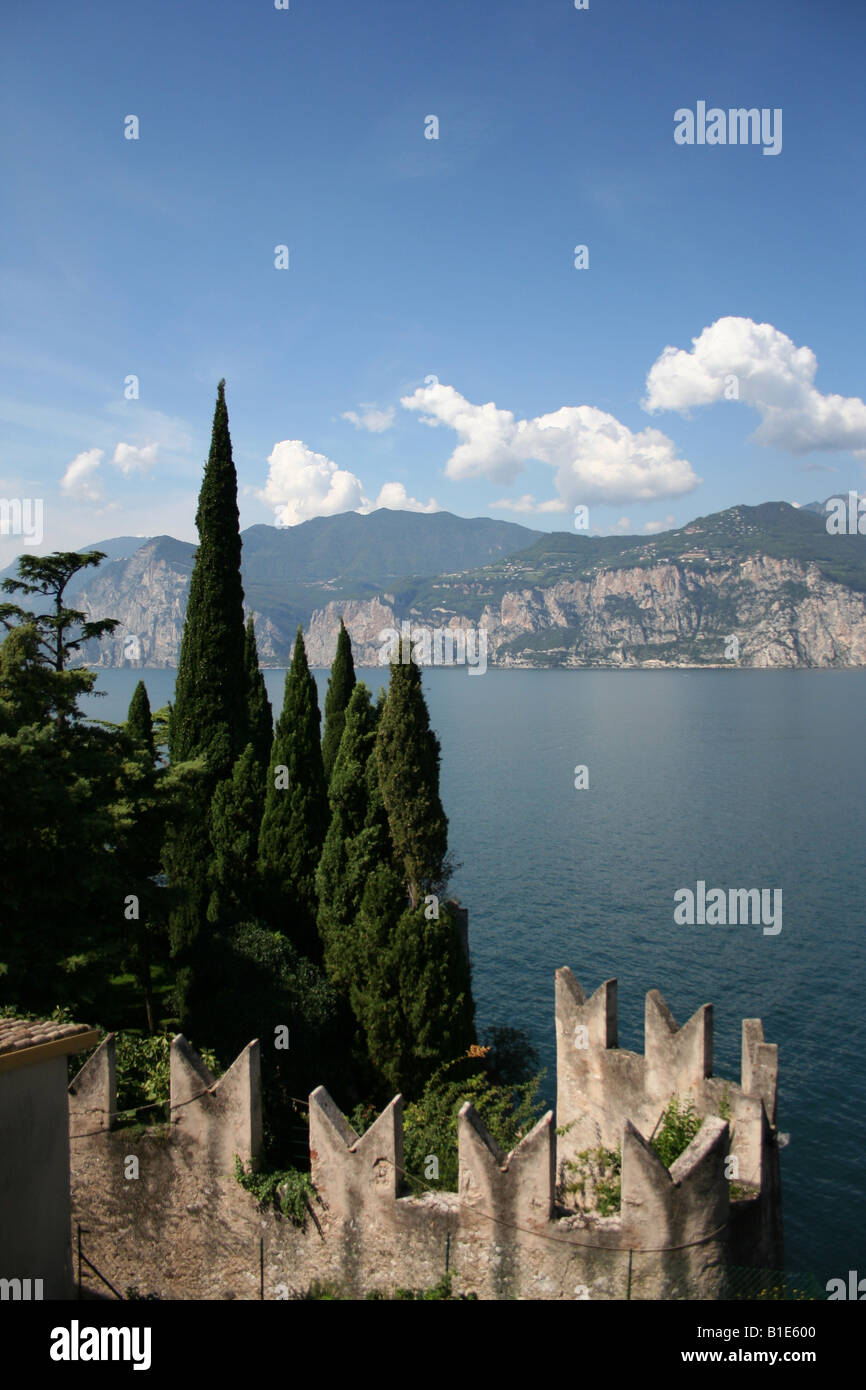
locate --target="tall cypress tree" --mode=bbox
[163,380,250,1024]
[207,743,265,930]
[346,868,474,1100]
[375,643,449,908]
[353,643,475,1096]
[257,627,328,959]
[317,682,392,984]
[244,616,273,775]
[118,680,166,1031]
[169,380,249,774]
[321,618,356,783]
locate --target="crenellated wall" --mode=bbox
[66,967,783,1300]
[554,967,782,1268]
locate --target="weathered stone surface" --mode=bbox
[67,977,783,1300]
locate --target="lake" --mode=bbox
[79,666,866,1283]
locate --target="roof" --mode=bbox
[0,1018,101,1074]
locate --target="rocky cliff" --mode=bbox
[475,554,866,667]
[77,538,866,669]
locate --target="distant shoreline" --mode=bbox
[81,662,866,674]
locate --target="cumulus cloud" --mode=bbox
[342,404,396,433]
[112,441,158,475]
[257,440,367,526]
[373,482,440,513]
[643,316,866,456]
[60,448,104,501]
[256,440,441,525]
[400,382,699,504]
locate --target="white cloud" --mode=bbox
[257,440,367,526]
[643,316,866,456]
[400,382,699,504]
[373,482,440,513]
[112,441,158,475]
[258,439,444,525]
[612,516,632,533]
[490,494,566,514]
[401,383,524,483]
[60,448,104,501]
[342,404,396,433]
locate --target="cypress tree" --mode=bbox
[346,872,474,1099]
[169,380,249,774]
[375,643,449,908]
[126,679,156,763]
[321,618,355,782]
[207,743,265,930]
[118,680,167,1031]
[244,616,273,775]
[345,644,476,1096]
[257,627,328,959]
[164,380,250,1024]
[389,900,475,1095]
[348,863,406,1090]
[317,683,392,983]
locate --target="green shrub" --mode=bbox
[652,1095,703,1168]
[560,1145,622,1215]
[233,1156,313,1226]
[397,1056,546,1193]
[113,1031,221,1117]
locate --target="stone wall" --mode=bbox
[67,968,783,1300]
[1,1056,74,1299]
[554,967,783,1269]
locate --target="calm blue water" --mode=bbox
[80,668,866,1282]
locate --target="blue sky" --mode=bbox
[2,0,865,561]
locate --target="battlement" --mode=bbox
[65,967,783,1298]
[68,1032,262,1170]
[555,968,779,1195]
[304,1082,730,1257]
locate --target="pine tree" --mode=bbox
[0,599,131,1014]
[257,627,328,959]
[0,625,67,731]
[164,380,250,1024]
[1,550,119,673]
[375,643,449,908]
[244,616,273,775]
[0,551,118,728]
[321,618,355,782]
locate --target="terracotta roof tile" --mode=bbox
[0,1018,95,1057]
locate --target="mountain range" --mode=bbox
[4,501,866,669]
